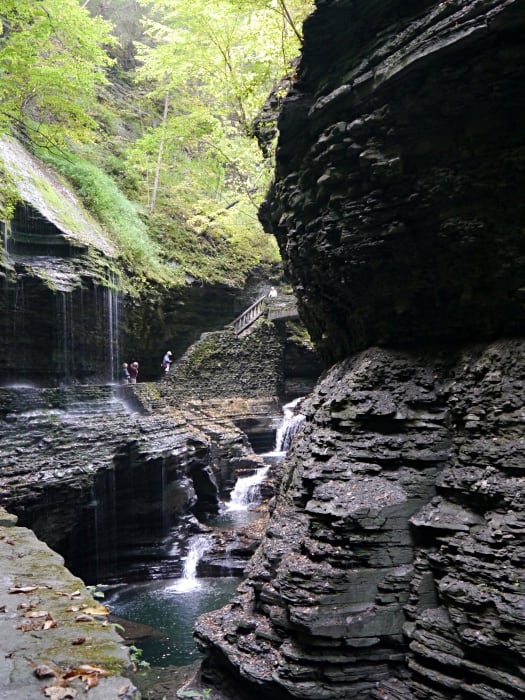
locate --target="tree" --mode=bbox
[0,0,115,146]
[127,0,313,216]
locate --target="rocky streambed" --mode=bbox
[0,380,285,698]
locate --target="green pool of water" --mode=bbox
[108,576,240,666]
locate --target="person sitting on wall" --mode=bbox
[161,350,173,373]
[128,361,139,383]
[119,362,130,384]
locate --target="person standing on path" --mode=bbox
[128,361,139,383]
[161,350,173,374]
[119,362,130,384]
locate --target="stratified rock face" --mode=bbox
[0,384,261,583]
[195,2,525,698]
[195,340,525,699]
[260,0,525,365]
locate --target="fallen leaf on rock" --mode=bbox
[33,664,57,679]
[71,637,86,645]
[43,687,77,699]
[74,614,94,623]
[24,610,49,618]
[69,590,81,598]
[85,674,99,689]
[77,664,111,676]
[9,586,39,594]
[83,605,110,616]
[118,684,130,697]
[18,614,57,632]
[63,664,111,691]
[18,619,43,632]
[43,616,58,630]
[66,606,80,612]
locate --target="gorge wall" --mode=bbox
[195,2,525,699]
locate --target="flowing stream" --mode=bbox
[107,399,304,667]
[226,465,270,511]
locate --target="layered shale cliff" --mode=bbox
[195,2,525,699]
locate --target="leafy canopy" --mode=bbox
[0,0,314,289]
[121,0,312,282]
[0,0,115,146]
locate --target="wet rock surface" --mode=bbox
[191,1,525,697]
[195,340,525,699]
[0,508,138,700]
[0,384,264,583]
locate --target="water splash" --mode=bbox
[169,535,211,592]
[226,465,270,512]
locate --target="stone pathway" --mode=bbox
[0,508,139,699]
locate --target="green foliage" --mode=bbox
[122,0,312,277]
[178,690,212,700]
[85,585,105,600]
[0,160,20,220]
[0,0,115,146]
[128,645,151,670]
[183,336,221,375]
[37,147,174,289]
[0,0,314,289]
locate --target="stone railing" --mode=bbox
[267,300,298,321]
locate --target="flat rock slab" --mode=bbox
[0,510,139,700]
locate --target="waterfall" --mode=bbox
[105,280,120,383]
[56,291,74,383]
[275,397,306,453]
[226,465,270,512]
[167,535,211,592]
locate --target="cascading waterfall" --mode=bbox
[226,465,270,511]
[57,291,74,382]
[275,396,306,453]
[170,535,212,592]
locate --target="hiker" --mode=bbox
[118,362,130,384]
[161,350,173,374]
[128,361,139,383]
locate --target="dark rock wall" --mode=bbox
[0,260,121,385]
[260,0,525,366]
[0,385,262,583]
[122,279,270,382]
[195,1,525,699]
[196,341,525,699]
[161,320,321,403]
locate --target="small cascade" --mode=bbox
[274,396,306,453]
[226,465,270,512]
[170,535,211,592]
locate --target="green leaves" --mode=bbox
[0,0,115,145]
[124,0,312,280]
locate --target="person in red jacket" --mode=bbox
[128,361,139,383]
